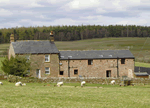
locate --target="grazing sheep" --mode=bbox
[0,82,3,85]
[57,82,63,87]
[81,81,86,87]
[111,80,115,85]
[15,82,22,86]
[22,83,26,86]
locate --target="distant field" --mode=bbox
[1,37,150,72]
[0,80,150,108]
[1,37,150,58]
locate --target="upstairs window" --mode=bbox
[88,60,93,65]
[121,58,125,64]
[45,67,50,74]
[45,55,50,62]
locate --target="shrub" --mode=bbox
[1,55,31,77]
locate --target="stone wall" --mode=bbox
[59,58,134,78]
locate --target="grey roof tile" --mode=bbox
[59,50,134,60]
[12,40,59,54]
[134,72,149,76]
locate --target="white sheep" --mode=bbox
[81,81,86,87]
[111,80,115,85]
[22,83,26,86]
[15,82,22,86]
[57,82,63,87]
[0,82,3,85]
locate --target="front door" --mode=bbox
[36,69,41,78]
[106,70,111,77]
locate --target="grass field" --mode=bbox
[0,80,150,108]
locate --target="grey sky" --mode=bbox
[0,0,149,29]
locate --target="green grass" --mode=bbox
[0,80,150,108]
[135,62,150,68]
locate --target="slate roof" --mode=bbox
[59,50,134,60]
[12,40,59,54]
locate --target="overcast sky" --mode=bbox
[0,0,149,29]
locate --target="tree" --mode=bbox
[1,55,31,77]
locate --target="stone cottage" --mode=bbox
[8,31,135,78]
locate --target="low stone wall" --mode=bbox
[4,75,150,85]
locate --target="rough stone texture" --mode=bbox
[8,53,60,78]
[8,43,16,59]
[8,43,134,78]
[29,54,59,78]
[59,58,134,78]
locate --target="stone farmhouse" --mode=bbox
[8,31,135,78]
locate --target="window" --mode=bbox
[45,67,50,74]
[45,55,50,62]
[74,69,78,75]
[106,70,111,77]
[121,59,125,64]
[88,60,93,65]
[60,71,64,75]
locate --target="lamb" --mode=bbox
[22,83,26,86]
[15,82,22,86]
[57,82,63,87]
[81,81,86,87]
[0,82,3,85]
[111,80,115,85]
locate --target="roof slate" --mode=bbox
[134,72,149,76]
[59,50,134,60]
[12,40,59,54]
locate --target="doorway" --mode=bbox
[36,69,41,78]
[106,70,111,77]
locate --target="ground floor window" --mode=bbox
[106,70,111,77]
[60,71,64,75]
[74,69,78,75]
[45,67,50,74]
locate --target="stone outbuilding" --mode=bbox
[8,32,135,78]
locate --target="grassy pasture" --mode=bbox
[0,80,150,108]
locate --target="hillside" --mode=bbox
[1,37,150,60]
[0,37,150,74]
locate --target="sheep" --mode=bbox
[0,82,3,85]
[15,82,22,86]
[57,82,63,87]
[81,81,86,87]
[111,80,115,85]
[22,83,26,86]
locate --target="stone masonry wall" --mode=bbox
[18,54,60,78]
[59,58,134,78]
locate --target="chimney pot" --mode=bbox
[10,33,14,43]
[50,31,54,42]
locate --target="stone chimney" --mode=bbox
[50,31,54,42]
[10,33,14,43]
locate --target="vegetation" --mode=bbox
[0,25,150,44]
[0,80,150,108]
[1,55,31,76]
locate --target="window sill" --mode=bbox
[45,61,50,63]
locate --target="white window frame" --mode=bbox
[45,67,50,74]
[45,55,50,62]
